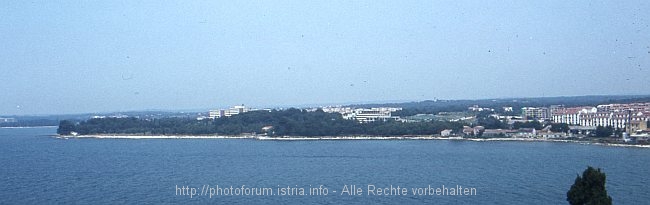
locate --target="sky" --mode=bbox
[1,0,649,115]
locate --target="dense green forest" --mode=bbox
[58,109,464,137]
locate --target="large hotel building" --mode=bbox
[551,103,650,132]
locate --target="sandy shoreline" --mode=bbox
[54,134,650,148]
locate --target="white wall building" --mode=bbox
[521,107,551,120]
[209,105,250,118]
[326,107,401,123]
[468,105,494,112]
[552,104,650,132]
[441,129,453,137]
[552,107,597,125]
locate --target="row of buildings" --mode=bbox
[457,125,565,138]
[524,103,650,133]
[206,105,402,123]
[207,102,649,135]
[552,109,649,133]
[322,106,402,123]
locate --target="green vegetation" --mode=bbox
[550,123,570,133]
[567,166,612,205]
[58,109,464,136]
[474,111,507,129]
[594,126,614,138]
[57,120,76,135]
[512,120,543,130]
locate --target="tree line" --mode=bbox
[58,109,464,137]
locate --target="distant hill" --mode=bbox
[0,111,202,127]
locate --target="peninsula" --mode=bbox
[55,96,650,147]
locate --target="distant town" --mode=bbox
[2,95,650,144]
[196,101,649,143]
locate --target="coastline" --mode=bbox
[55,134,650,148]
[1,126,58,129]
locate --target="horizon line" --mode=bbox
[3,93,650,117]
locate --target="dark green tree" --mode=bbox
[567,166,612,205]
[613,128,623,138]
[476,116,507,129]
[550,123,570,133]
[57,120,76,135]
[513,120,543,130]
[594,126,614,138]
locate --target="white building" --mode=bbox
[552,104,650,132]
[209,105,250,118]
[521,107,551,120]
[468,105,494,112]
[325,107,401,123]
[321,106,355,114]
[552,107,597,125]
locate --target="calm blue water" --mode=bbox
[1,127,648,204]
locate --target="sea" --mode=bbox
[1,127,648,204]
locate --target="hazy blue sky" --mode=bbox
[2,0,649,115]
